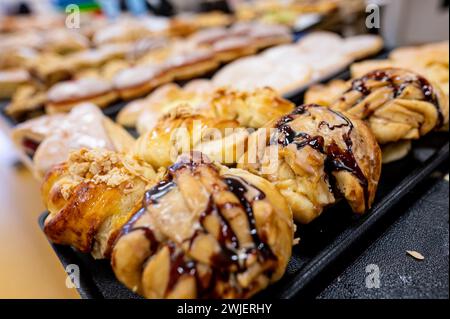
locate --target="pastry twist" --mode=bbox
[42,150,293,298]
[238,104,382,224]
[305,68,449,145]
[133,88,295,168]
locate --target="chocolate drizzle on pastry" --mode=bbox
[275,104,370,209]
[116,152,277,298]
[348,68,444,127]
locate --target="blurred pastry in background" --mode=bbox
[212,32,383,95]
[0,68,30,99]
[5,83,47,120]
[46,78,118,113]
[11,103,135,179]
[113,64,173,100]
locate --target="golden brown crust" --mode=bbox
[238,104,382,223]
[329,68,449,144]
[305,68,449,147]
[133,107,241,168]
[42,149,156,258]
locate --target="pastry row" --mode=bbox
[2,21,292,119]
[110,31,383,131]
[27,73,447,298]
[41,99,382,297]
[10,41,449,299]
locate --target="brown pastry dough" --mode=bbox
[0,68,30,99]
[42,151,293,298]
[5,83,47,120]
[318,68,449,144]
[26,53,73,85]
[238,104,382,224]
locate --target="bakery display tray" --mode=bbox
[39,133,449,299]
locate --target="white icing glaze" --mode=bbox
[113,64,164,89]
[0,69,30,82]
[47,78,112,102]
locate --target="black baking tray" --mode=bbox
[39,132,449,299]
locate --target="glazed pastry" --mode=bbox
[42,148,157,258]
[208,87,295,129]
[42,151,293,298]
[26,53,73,85]
[312,68,448,143]
[0,47,37,70]
[11,103,135,178]
[304,79,349,107]
[212,36,257,62]
[238,104,382,224]
[46,78,118,113]
[164,50,220,81]
[113,64,173,100]
[93,20,154,46]
[66,44,129,71]
[40,29,90,55]
[213,32,382,94]
[133,107,241,168]
[0,69,30,99]
[189,27,229,46]
[246,23,292,49]
[341,35,384,60]
[5,83,47,120]
[116,83,181,127]
[212,55,313,94]
[117,81,214,128]
[123,86,294,134]
[351,41,449,96]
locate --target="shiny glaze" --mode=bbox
[116,153,276,298]
[349,69,443,127]
[275,104,370,209]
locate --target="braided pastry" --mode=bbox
[133,88,295,168]
[42,149,157,259]
[133,107,244,168]
[238,104,382,224]
[305,68,449,161]
[42,150,293,298]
